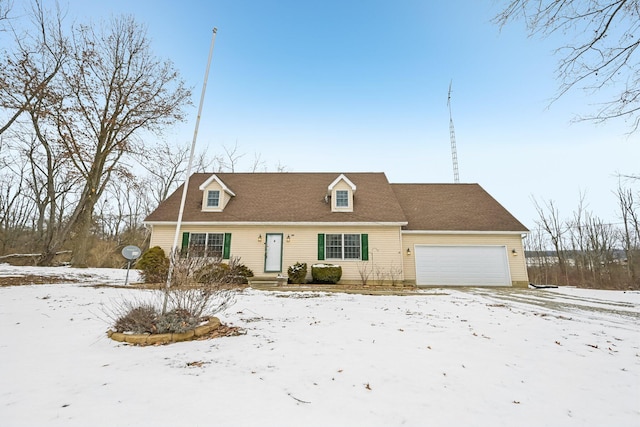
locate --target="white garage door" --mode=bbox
[415,245,511,286]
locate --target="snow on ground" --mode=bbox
[0,263,141,285]
[0,265,639,427]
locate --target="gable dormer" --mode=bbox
[327,174,356,212]
[198,174,236,212]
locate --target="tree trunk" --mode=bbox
[70,207,92,268]
[37,249,57,266]
[70,183,100,268]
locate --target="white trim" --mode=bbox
[144,221,408,227]
[198,174,236,196]
[328,173,356,192]
[402,230,528,235]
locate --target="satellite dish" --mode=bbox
[121,245,141,261]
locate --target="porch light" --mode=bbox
[512,249,518,256]
[406,248,411,256]
[258,234,262,243]
[286,235,291,243]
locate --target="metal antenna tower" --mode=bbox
[447,80,460,184]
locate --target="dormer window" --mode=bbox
[207,190,220,208]
[336,190,349,208]
[328,173,356,213]
[199,174,236,212]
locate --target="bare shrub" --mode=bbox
[108,253,247,334]
[374,265,387,286]
[108,286,233,334]
[108,297,205,334]
[112,301,159,334]
[168,253,253,287]
[162,251,242,317]
[357,261,372,286]
[169,251,212,288]
[155,308,199,334]
[388,264,403,286]
[165,286,235,320]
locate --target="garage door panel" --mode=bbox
[415,245,511,286]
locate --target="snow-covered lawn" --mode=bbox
[1,265,639,427]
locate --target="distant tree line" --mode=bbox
[525,180,640,289]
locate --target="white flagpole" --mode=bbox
[163,28,218,310]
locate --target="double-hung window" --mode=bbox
[343,234,361,259]
[186,232,227,258]
[207,190,220,208]
[324,233,363,260]
[189,233,207,256]
[335,190,349,208]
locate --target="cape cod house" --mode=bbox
[144,172,529,287]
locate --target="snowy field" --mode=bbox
[0,264,639,427]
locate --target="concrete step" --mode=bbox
[248,276,288,288]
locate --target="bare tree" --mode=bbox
[216,141,245,172]
[616,182,639,284]
[0,0,13,27]
[494,0,640,132]
[139,140,216,207]
[275,160,290,173]
[0,0,67,136]
[140,141,190,207]
[249,152,267,172]
[0,145,34,253]
[48,15,191,267]
[0,1,73,261]
[532,197,568,282]
[584,213,617,286]
[21,131,77,256]
[567,193,589,284]
[192,148,219,173]
[91,169,150,256]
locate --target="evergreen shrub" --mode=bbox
[287,262,307,284]
[135,246,169,284]
[311,263,342,284]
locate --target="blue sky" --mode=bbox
[44,1,640,227]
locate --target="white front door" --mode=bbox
[265,233,283,272]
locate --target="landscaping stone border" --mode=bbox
[107,317,221,345]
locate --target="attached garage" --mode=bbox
[414,245,511,286]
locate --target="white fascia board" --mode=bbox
[144,221,408,227]
[402,230,529,235]
[198,174,236,196]
[327,173,357,192]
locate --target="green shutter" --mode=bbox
[181,232,190,255]
[317,234,325,260]
[223,233,232,259]
[361,234,369,261]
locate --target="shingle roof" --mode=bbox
[144,172,408,223]
[144,173,528,232]
[390,183,528,232]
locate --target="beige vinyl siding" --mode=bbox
[148,224,403,284]
[401,233,529,286]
